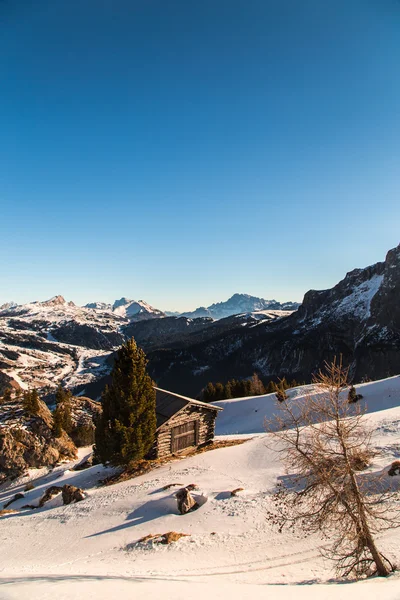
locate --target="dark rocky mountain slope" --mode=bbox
[144,245,400,396]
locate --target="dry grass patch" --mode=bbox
[137,531,190,545]
[0,509,17,517]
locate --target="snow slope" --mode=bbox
[0,378,399,599]
[215,375,400,434]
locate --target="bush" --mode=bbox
[71,424,95,447]
[388,460,400,477]
[348,385,363,403]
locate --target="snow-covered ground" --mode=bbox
[1,377,400,599]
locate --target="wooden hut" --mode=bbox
[151,387,223,458]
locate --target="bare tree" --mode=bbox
[266,358,399,578]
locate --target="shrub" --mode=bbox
[71,424,95,447]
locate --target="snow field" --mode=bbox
[0,377,399,598]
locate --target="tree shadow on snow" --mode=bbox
[214,491,232,500]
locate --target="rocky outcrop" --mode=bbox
[38,484,85,507]
[176,488,198,514]
[0,398,77,482]
[0,371,20,395]
[39,486,63,507]
[62,484,85,504]
[68,395,102,447]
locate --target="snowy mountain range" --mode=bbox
[179,294,300,320]
[83,293,299,321]
[84,297,165,320]
[1,244,399,397]
[0,293,296,394]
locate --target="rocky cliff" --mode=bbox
[0,397,77,482]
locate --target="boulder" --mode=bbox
[39,486,62,507]
[61,484,85,505]
[176,488,198,515]
[388,460,400,477]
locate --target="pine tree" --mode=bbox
[214,382,225,401]
[224,380,232,399]
[30,389,40,414]
[265,380,276,394]
[250,373,266,395]
[22,389,41,416]
[94,339,157,466]
[55,384,72,406]
[52,385,73,435]
[202,382,216,402]
[52,405,64,437]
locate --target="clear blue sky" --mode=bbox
[1,0,399,311]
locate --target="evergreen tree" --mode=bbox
[30,389,40,414]
[22,389,41,416]
[52,385,73,435]
[52,405,64,437]
[55,384,72,406]
[224,380,232,399]
[94,339,157,466]
[250,373,266,395]
[265,380,276,394]
[214,382,225,401]
[202,382,216,402]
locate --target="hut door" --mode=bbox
[171,420,198,452]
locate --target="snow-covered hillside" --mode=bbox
[1,376,399,599]
[214,375,400,434]
[0,296,124,392]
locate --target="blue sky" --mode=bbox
[1,0,399,311]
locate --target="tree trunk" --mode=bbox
[364,532,390,577]
[334,412,391,577]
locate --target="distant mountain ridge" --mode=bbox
[7,243,399,402]
[180,293,300,320]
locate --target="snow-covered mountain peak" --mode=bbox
[112,297,133,310]
[112,299,165,320]
[181,294,300,320]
